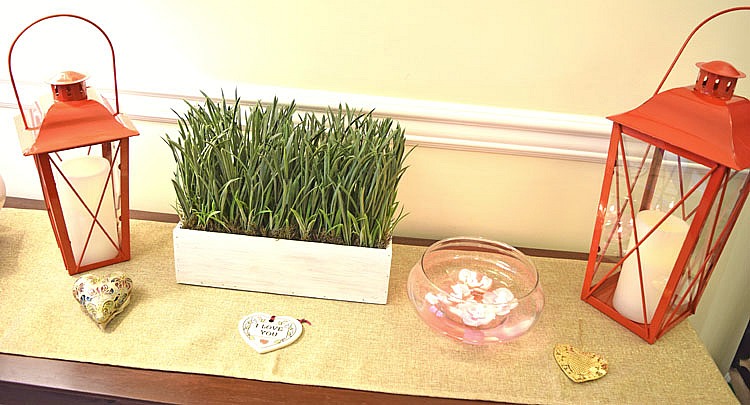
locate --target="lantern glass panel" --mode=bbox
[680,168,749,295]
[588,133,712,322]
[49,140,123,267]
[655,167,749,331]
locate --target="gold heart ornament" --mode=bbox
[238,313,303,354]
[553,344,608,383]
[73,272,132,330]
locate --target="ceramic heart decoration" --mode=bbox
[238,312,303,354]
[553,344,608,383]
[73,272,132,330]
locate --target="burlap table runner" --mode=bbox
[0,208,736,404]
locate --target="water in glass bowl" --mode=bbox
[407,237,544,344]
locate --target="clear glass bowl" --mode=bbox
[407,237,544,344]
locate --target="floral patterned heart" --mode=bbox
[553,344,608,383]
[73,272,132,330]
[238,313,303,354]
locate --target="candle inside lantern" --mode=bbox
[57,156,119,266]
[613,210,689,323]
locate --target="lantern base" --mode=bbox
[582,273,694,344]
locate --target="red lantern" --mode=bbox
[8,15,139,275]
[581,7,750,343]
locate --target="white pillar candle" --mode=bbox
[57,156,119,266]
[613,209,689,323]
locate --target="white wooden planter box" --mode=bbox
[173,224,393,304]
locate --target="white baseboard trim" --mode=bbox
[0,79,612,163]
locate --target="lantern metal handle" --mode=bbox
[7,14,121,130]
[655,6,750,95]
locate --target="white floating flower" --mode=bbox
[477,275,493,291]
[483,287,519,316]
[483,287,515,304]
[449,283,471,301]
[457,301,496,327]
[447,303,466,320]
[425,292,440,305]
[458,268,493,291]
[458,268,475,284]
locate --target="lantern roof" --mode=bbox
[608,85,750,171]
[695,61,745,79]
[47,70,89,85]
[24,99,138,155]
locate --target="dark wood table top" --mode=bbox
[0,352,493,405]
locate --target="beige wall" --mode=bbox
[1,0,749,375]
[3,1,750,116]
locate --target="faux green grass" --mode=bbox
[164,92,409,249]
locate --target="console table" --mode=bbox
[0,199,737,404]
